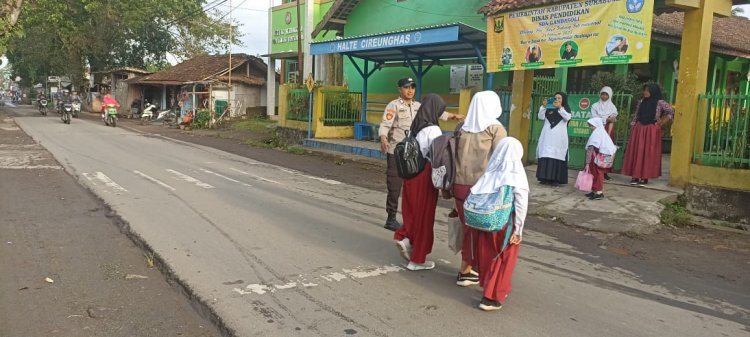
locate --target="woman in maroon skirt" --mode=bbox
[622,84,674,186]
[394,94,446,271]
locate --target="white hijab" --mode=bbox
[462,91,502,133]
[591,86,618,120]
[471,137,529,195]
[586,118,617,155]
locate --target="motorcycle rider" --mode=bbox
[101,91,120,121]
[37,93,47,111]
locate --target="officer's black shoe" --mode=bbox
[384,214,402,231]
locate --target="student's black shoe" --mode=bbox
[629,178,639,185]
[456,272,480,287]
[478,297,503,311]
[589,192,604,200]
[604,174,612,181]
[585,192,596,198]
[638,179,648,187]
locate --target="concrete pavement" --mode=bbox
[10,106,749,337]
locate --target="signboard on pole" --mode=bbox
[487,0,653,72]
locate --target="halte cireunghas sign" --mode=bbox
[487,0,654,72]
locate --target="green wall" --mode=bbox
[339,0,492,95]
[271,0,334,54]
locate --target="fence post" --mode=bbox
[278,84,289,127]
[510,70,534,163]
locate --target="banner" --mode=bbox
[487,0,654,72]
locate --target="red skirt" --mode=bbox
[477,225,520,302]
[621,123,662,179]
[394,163,438,264]
[453,184,481,268]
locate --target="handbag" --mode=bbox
[594,152,614,169]
[447,217,464,254]
[575,166,593,192]
[463,186,514,233]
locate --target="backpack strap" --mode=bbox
[494,206,515,260]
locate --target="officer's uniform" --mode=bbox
[379,97,421,223]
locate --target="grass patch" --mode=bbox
[660,194,693,227]
[286,146,306,155]
[228,117,276,134]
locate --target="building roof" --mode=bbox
[652,12,750,58]
[478,0,750,16]
[138,54,265,84]
[312,0,362,38]
[215,75,266,86]
[92,67,151,75]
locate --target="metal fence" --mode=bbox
[322,91,362,126]
[694,93,750,169]
[287,88,309,122]
[533,76,561,96]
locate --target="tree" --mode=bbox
[0,0,24,54]
[6,0,242,88]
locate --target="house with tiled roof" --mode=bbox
[134,54,277,118]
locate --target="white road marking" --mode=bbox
[229,168,281,184]
[232,264,403,296]
[200,168,252,188]
[0,165,62,170]
[166,169,214,189]
[133,170,176,191]
[93,172,128,193]
[279,168,341,185]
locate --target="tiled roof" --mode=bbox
[652,12,750,58]
[216,75,266,87]
[140,54,262,83]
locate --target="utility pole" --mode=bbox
[228,0,233,119]
[266,0,276,117]
[295,0,303,82]
[304,0,314,80]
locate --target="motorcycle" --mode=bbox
[61,103,73,124]
[72,101,81,118]
[39,99,48,116]
[155,106,177,125]
[104,103,118,127]
[141,102,157,124]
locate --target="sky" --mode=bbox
[228,2,750,64]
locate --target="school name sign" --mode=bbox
[487,0,654,72]
[311,26,459,55]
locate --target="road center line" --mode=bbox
[199,168,252,188]
[229,168,281,184]
[165,169,215,189]
[133,170,177,191]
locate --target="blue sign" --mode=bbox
[310,26,460,55]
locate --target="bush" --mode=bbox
[191,110,211,129]
[660,195,693,227]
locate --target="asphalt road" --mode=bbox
[9,106,750,337]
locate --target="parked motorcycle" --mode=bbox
[38,99,48,116]
[61,103,73,124]
[104,103,118,127]
[155,106,177,125]
[141,102,158,124]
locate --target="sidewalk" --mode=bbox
[302,139,680,234]
[525,165,679,234]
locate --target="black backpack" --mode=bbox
[394,130,426,179]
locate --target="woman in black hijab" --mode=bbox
[622,83,674,186]
[409,94,445,136]
[395,93,446,271]
[536,91,573,185]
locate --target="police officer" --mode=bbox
[379,77,463,231]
